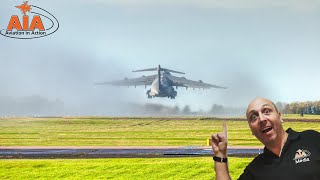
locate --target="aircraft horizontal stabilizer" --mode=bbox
[132,65,185,74]
[161,68,185,74]
[132,68,157,72]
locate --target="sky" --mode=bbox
[0,0,320,115]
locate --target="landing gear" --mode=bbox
[172,90,177,99]
[167,91,177,99]
[146,90,152,99]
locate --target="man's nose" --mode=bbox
[258,112,267,122]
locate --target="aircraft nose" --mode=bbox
[151,87,159,94]
[150,84,160,95]
[150,78,160,95]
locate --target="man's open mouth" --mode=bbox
[261,127,272,134]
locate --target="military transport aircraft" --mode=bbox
[96,65,226,99]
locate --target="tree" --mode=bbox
[182,105,191,115]
[210,104,224,114]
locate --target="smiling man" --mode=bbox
[246,97,288,157]
[211,97,320,180]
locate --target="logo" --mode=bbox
[293,149,311,164]
[0,1,59,39]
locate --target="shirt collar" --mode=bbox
[286,128,300,141]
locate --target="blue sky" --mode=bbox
[0,0,320,114]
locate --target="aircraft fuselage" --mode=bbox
[147,72,177,99]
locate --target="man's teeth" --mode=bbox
[262,127,272,133]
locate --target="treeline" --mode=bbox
[208,101,320,115]
[209,101,320,115]
[128,101,320,116]
[2,95,319,116]
[277,101,320,115]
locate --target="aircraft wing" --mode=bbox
[96,75,157,86]
[168,75,227,89]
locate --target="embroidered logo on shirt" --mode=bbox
[293,149,311,164]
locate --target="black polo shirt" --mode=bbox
[238,128,320,180]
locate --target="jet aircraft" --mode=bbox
[16,1,31,16]
[97,65,226,99]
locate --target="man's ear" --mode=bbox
[279,112,283,122]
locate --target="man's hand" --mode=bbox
[211,120,228,157]
[211,120,231,180]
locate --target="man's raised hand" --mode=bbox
[211,120,228,158]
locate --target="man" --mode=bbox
[211,97,320,180]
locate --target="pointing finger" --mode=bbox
[222,120,228,143]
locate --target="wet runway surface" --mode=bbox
[0,146,263,158]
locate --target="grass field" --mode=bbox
[282,114,320,119]
[0,117,319,146]
[0,117,318,179]
[0,157,253,179]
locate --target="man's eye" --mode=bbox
[251,115,257,121]
[264,109,270,114]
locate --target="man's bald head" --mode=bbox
[246,97,279,119]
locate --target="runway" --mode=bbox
[0,146,263,159]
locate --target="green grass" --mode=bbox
[0,117,319,146]
[0,157,253,179]
[282,114,320,119]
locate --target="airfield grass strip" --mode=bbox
[281,114,320,119]
[0,157,252,179]
[0,117,319,146]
